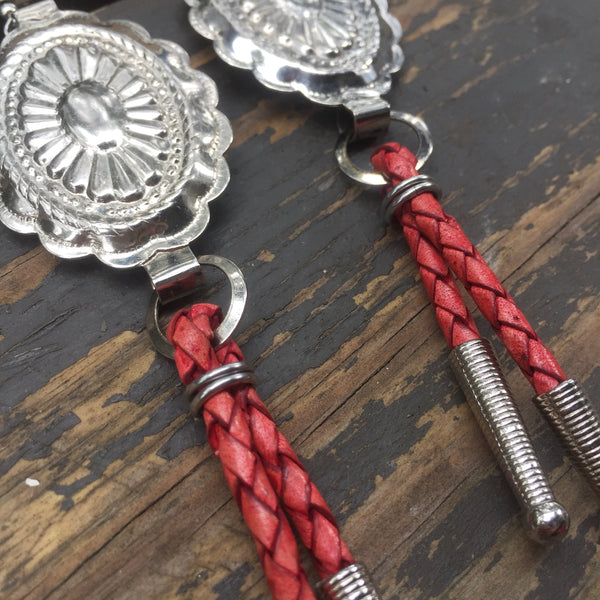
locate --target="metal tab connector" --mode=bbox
[450,339,569,542]
[317,563,381,600]
[535,379,600,494]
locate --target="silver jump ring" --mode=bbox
[335,111,434,187]
[186,362,257,416]
[381,174,442,223]
[147,254,247,359]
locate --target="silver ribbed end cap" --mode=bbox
[317,564,381,600]
[535,379,600,494]
[450,338,569,542]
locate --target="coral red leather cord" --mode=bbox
[400,207,480,349]
[240,383,354,579]
[371,143,567,395]
[167,303,353,597]
[167,305,314,600]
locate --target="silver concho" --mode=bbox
[186,0,404,108]
[0,1,232,268]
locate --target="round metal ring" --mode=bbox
[185,362,252,399]
[187,363,257,416]
[381,174,442,223]
[335,111,434,187]
[147,254,248,359]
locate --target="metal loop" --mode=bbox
[186,362,257,416]
[147,254,247,359]
[335,111,433,187]
[381,174,442,223]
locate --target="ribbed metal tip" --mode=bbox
[317,564,381,600]
[450,339,569,542]
[535,379,600,495]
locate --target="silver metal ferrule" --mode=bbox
[380,174,442,223]
[450,339,569,542]
[317,564,381,600]
[343,94,391,141]
[143,246,204,305]
[535,379,600,494]
[185,361,257,416]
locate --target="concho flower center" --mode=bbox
[59,81,126,151]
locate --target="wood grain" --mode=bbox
[0,1,598,599]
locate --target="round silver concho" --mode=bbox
[0,2,232,268]
[186,0,404,108]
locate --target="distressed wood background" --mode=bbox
[1,0,599,599]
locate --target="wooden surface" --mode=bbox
[1,1,599,599]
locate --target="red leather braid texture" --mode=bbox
[167,304,353,593]
[371,143,566,395]
[400,208,480,348]
[167,304,314,600]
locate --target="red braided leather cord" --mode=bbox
[167,304,354,588]
[400,207,480,348]
[371,143,567,395]
[167,304,315,600]
[242,386,354,579]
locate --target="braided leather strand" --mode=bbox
[399,207,480,348]
[167,305,315,600]
[168,304,354,587]
[372,143,567,395]
[174,304,353,579]
[239,386,354,579]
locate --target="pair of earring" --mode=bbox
[0,2,598,599]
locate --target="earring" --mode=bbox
[0,2,378,599]
[186,0,600,543]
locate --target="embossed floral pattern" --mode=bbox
[216,0,379,70]
[187,0,403,106]
[0,11,232,267]
[21,45,168,203]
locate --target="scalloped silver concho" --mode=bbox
[0,1,232,268]
[186,0,404,108]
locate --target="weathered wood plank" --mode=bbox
[0,0,598,599]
